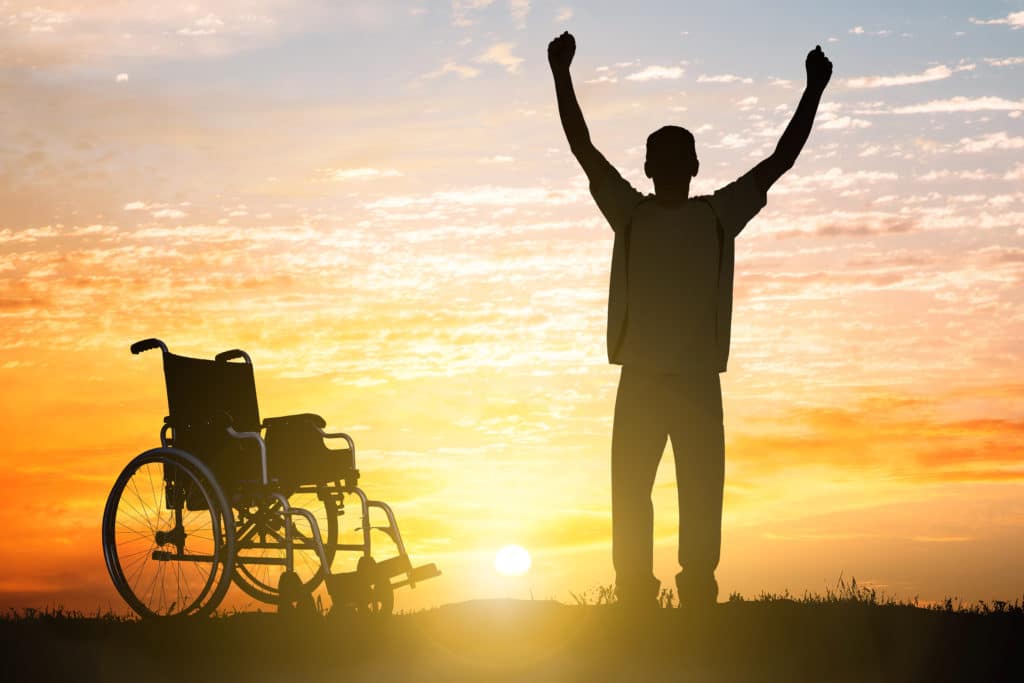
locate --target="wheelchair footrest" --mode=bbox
[391,563,441,590]
[375,554,412,580]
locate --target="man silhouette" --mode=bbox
[548,32,832,608]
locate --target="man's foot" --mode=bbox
[614,576,661,612]
[676,571,718,609]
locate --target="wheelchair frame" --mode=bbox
[101,338,439,618]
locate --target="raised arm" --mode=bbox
[548,32,614,182]
[748,45,833,193]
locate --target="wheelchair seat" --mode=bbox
[263,413,357,488]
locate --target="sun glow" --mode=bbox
[494,545,532,577]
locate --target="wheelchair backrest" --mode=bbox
[163,352,261,431]
[162,352,262,483]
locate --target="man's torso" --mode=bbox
[619,199,720,374]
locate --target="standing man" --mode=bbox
[547,31,832,608]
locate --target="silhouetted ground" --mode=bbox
[3,597,1022,682]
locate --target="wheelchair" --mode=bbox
[101,339,440,618]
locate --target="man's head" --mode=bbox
[644,125,699,184]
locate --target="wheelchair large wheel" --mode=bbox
[102,449,235,618]
[231,486,339,603]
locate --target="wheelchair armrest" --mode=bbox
[226,427,268,486]
[262,413,327,429]
[318,428,357,469]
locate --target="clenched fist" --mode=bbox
[806,45,833,92]
[548,31,576,72]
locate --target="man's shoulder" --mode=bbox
[681,195,718,221]
[691,194,717,208]
[618,192,656,217]
[689,193,725,223]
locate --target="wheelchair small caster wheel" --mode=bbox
[278,570,315,616]
[355,557,394,616]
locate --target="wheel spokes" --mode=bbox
[232,489,338,600]
[111,460,222,616]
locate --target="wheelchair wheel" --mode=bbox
[102,449,235,618]
[231,487,339,603]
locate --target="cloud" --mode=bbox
[1003,164,1024,181]
[918,169,994,181]
[848,26,893,37]
[813,103,871,130]
[972,245,1024,264]
[475,42,523,74]
[846,64,961,88]
[715,133,754,149]
[115,73,128,82]
[362,185,584,210]
[697,73,754,84]
[177,13,225,37]
[422,60,480,79]
[727,398,1024,483]
[984,56,1024,67]
[624,65,684,81]
[877,96,1024,115]
[122,201,187,219]
[452,0,495,27]
[509,0,530,26]
[152,208,186,219]
[767,168,900,199]
[819,116,872,130]
[0,226,59,243]
[0,2,305,67]
[555,7,573,23]
[954,132,1024,153]
[324,167,402,181]
[6,6,71,33]
[969,11,1024,29]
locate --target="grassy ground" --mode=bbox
[3,583,1022,682]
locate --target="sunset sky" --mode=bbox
[1,0,1023,614]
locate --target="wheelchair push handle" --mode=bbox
[130,338,168,355]
[215,348,252,364]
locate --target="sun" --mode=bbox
[494,545,532,576]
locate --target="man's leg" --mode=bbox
[668,372,725,606]
[611,367,668,605]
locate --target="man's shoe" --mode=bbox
[676,571,718,609]
[614,576,661,612]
